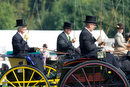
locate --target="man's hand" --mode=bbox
[34,47,40,51]
[97,36,102,44]
[71,37,76,43]
[24,33,29,41]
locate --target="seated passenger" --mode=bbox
[114,23,128,54]
[56,22,81,73]
[12,19,44,73]
[79,15,119,68]
[57,22,81,57]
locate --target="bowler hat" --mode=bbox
[115,23,124,29]
[63,22,72,29]
[84,15,97,24]
[15,19,27,27]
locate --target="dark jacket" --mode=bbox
[79,27,97,56]
[79,27,119,68]
[12,32,35,55]
[57,32,75,54]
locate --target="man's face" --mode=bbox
[19,26,27,34]
[89,23,97,32]
[64,28,72,35]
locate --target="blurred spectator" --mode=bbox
[42,44,50,58]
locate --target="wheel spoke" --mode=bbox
[71,74,85,87]
[4,77,16,87]
[13,70,21,87]
[81,67,91,87]
[27,70,35,86]
[98,67,106,87]
[47,68,51,77]
[32,78,45,86]
[23,68,25,87]
[49,71,56,77]
[93,66,95,87]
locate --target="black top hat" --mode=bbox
[15,19,27,27]
[115,23,124,29]
[63,22,72,29]
[84,15,97,24]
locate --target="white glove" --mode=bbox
[24,33,29,41]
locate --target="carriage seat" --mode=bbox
[6,54,27,68]
[5,51,43,68]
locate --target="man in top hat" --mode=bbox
[56,22,80,74]
[79,15,119,68]
[114,23,128,54]
[12,19,44,73]
[57,22,80,56]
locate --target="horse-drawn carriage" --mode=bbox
[0,48,130,87]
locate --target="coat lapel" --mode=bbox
[62,32,70,43]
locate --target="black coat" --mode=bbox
[80,28,97,56]
[12,32,35,55]
[79,27,119,68]
[12,32,44,73]
[57,32,75,54]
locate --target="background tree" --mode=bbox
[0,0,129,38]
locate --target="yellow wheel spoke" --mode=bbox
[27,71,35,87]
[13,71,21,87]
[32,78,46,87]
[23,68,25,87]
[4,77,16,87]
[47,69,51,77]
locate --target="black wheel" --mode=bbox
[60,60,129,87]
[0,65,50,87]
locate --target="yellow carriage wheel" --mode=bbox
[45,64,57,79]
[45,64,60,87]
[0,65,50,87]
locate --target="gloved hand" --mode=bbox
[71,37,76,43]
[97,36,102,44]
[24,33,29,41]
[34,47,40,51]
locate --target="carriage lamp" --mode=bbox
[97,47,106,59]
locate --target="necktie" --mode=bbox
[67,36,71,41]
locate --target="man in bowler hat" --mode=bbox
[79,15,119,68]
[12,19,44,73]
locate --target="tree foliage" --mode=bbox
[0,0,130,37]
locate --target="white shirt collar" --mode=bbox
[85,27,92,33]
[18,32,24,38]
